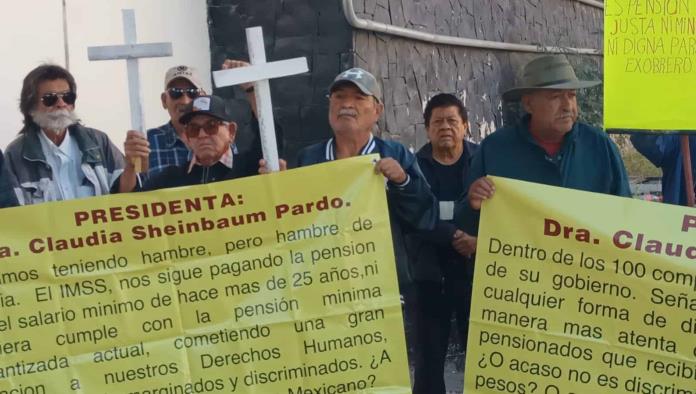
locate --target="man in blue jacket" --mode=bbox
[631,133,696,205]
[456,55,631,234]
[408,93,478,394]
[296,68,438,286]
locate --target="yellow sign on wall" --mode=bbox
[604,0,696,130]
[465,177,696,393]
[0,156,410,393]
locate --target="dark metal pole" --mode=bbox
[681,135,695,207]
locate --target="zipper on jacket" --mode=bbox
[201,166,209,184]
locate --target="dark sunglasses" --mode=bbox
[40,92,76,107]
[185,119,224,138]
[167,87,201,100]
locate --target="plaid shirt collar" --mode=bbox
[161,122,184,148]
[148,122,193,173]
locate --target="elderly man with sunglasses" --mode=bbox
[117,95,258,192]
[146,65,207,174]
[146,62,272,175]
[4,64,124,205]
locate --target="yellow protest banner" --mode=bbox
[0,155,410,394]
[604,0,696,130]
[464,177,696,393]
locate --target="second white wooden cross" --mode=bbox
[213,26,308,172]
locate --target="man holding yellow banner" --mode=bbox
[297,68,437,284]
[456,55,631,235]
[118,95,268,192]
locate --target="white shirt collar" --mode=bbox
[37,129,90,200]
[39,129,74,156]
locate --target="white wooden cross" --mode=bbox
[212,26,308,172]
[87,9,173,172]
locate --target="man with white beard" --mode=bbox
[4,64,124,205]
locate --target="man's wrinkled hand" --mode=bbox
[375,158,407,184]
[452,229,477,257]
[221,59,253,90]
[258,158,287,174]
[123,130,150,173]
[468,176,495,210]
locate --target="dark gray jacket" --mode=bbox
[407,141,478,282]
[4,124,124,205]
[0,150,18,208]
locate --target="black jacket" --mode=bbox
[0,150,18,208]
[407,141,478,282]
[138,149,258,191]
[112,151,257,193]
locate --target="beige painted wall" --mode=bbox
[0,0,211,150]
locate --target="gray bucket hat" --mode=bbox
[502,55,600,101]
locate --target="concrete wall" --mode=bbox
[0,1,65,149]
[351,0,604,147]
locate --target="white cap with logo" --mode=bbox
[164,65,204,90]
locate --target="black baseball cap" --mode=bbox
[179,95,232,124]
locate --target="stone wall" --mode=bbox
[208,0,604,157]
[206,2,607,390]
[351,0,604,147]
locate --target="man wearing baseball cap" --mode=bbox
[146,65,207,174]
[455,55,631,234]
[118,95,255,192]
[145,61,271,175]
[296,67,438,286]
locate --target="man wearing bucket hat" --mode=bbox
[455,55,631,234]
[117,95,261,192]
[295,67,438,284]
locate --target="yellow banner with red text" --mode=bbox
[465,177,695,393]
[0,155,410,394]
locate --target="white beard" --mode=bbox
[31,109,79,131]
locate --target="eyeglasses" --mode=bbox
[40,92,76,107]
[167,87,201,100]
[185,119,224,138]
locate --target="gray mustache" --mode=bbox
[338,109,357,117]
